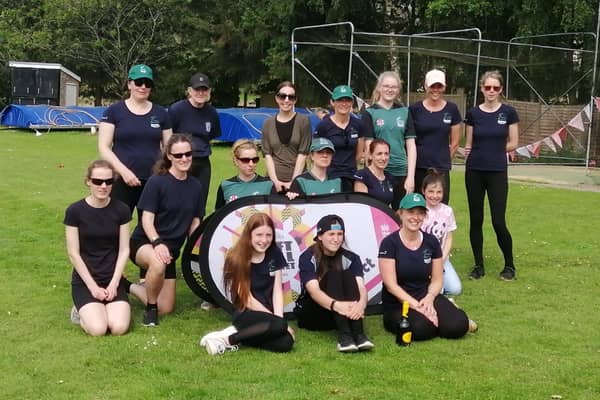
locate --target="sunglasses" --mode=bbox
[237,156,260,164]
[483,85,501,92]
[276,93,297,101]
[170,151,193,159]
[132,78,154,88]
[90,178,114,186]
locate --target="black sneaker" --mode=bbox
[469,266,485,280]
[143,308,159,327]
[337,333,358,353]
[499,266,516,281]
[355,334,375,351]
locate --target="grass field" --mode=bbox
[1,130,599,399]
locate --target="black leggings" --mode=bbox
[465,169,514,268]
[190,156,211,216]
[231,310,293,353]
[415,168,450,204]
[111,178,146,220]
[391,175,407,211]
[296,269,365,337]
[383,295,468,341]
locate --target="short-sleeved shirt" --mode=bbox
[131,172,205,250]
[101,101,171,179]
[353,167,395,206]
[261,113,312,182]
[289,171,341,196]
[409,100,462,171]
[362,104,416,177]
[168,99,221,158]
[64,198,131,285]
[315,115,364,179]
[421,203,457,249]
[299,247,364,290]
[378,230,442,309]
[464,104,519,171]
[248,246,287,313]
[215,175,274,210]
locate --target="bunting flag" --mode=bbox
[583,102,592,120]
[595,97,600,112]
[567,111,585,131]
[551,128,565,148]
[526,141,541,158]
[516,146,531,158]
[543,136,556,152]
[558,127,567,141]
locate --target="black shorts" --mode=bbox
[129,236,178,279]
[72,280,129,310]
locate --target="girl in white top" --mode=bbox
[420,169,462,295]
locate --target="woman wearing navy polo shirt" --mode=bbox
[169,72,221,215]
[98,64,172,217]
[315,85,365,192]
[199,213,294,355]
[464,70,519,281]
[410,69,461,204]
[362,71,416,209]
[379,193,473,341]
[353,138,395,207]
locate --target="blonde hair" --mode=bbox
[231,139,258,161]
[371,71,403,104]
[479,70,504,87]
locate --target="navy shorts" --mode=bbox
[130,236,178,279]
[72,280,129,310]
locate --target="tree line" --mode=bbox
[0,0,597,107]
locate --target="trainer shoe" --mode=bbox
[70,306,80,325]
[499,266,516,281]
[200,300,219,311]
[468,319,479,333]
[355,334,375,351]
[143,308,159,327]
[199,326,237,347]
[200,334,239,356]
[337,333,358,353]
[469,265,485,280]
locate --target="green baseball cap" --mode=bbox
[128,64,153,81]
[310,137,335,152]
[331,85,353,101]
[399,193,427,210]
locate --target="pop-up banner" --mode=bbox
[181,193,399,315]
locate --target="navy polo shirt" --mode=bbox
[315,115,365,179]
[168,99,221,157]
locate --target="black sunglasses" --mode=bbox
[90,178,114,186]
[170,151,193,159]
[237,156,260,164]
[276,93,297,101]
[132,78,154,88]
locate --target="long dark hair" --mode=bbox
[312,216,345,280]
[223,213,276,310]
[152,133,192,175]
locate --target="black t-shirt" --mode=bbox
[378,230,442,309]
[249,246,287,312]
[353,167,395,206]
[131,172,205,250]
[275,115,295,145]
[315,114,365,179]
[299,246,363,290]
[168,99,222,157]
[64,198,131,285]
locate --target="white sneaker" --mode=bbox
[200,301,219,311]
[200,334,239,356]
[199,325,237,347]
[70,306,80,325]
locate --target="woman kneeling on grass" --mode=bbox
[295,215,374,353]
[379,193,476,341]
[200,213,295,355]
[127,134,205,327]
[64,160,131,336]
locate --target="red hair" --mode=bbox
[223,212,276,310]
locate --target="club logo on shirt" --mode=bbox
[376,118,385,127]
[348,127,359,139]
[150,115,160,129]
[497,113,507,125]
[396,117,405,129]
[423,249,432,264]
[268,259,277,276]
[443,112,452,124]
[205,122,212,132]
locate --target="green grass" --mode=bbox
[1,129,599,399]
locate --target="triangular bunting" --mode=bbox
[558,127,567,141]
[551,129,564,148]
[543,136,556,152]
[526,142,541,158]
[567,111,585,131]
[583,103,592,120]
[516,146,531,158]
